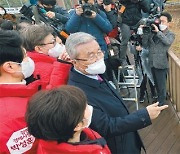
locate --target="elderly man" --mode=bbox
[66,32,168,154]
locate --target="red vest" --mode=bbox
[27,51,72,89]
[37,128,111,154]
[0,80,43,154]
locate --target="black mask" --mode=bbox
[43,6,55,12]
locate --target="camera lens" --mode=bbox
[84,9,92,16]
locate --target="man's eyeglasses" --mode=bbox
[39,39,56,46]
[75,50,104,63]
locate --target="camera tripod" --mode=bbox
[136,51,150,104]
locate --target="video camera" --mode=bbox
[129,18,160,46]
[79,0,98,17]
[143,17,160,33]
[20,3,68,41]
[20,4,34,21]
[139,2,161,34]
[140,13,160,34]
[130,33,142,46]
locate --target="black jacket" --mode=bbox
[68,68,152,154]
[97,4,118,28]
[120,0,150,27]
[52,6,70,24]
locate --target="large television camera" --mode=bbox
[139,12,161,34]
[139,2,161,34]
[142,16,160,34]
[20,3,68,42]
[79,0,98,17]
[130,15,160,45]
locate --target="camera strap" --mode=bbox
[118,5,126,14]
[104,35,118,57]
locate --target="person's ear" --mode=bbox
[74,122,83,132]
[2,62,16,74]
[71,59,77,65]
[35,45,43,53]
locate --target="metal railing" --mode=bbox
[167,51,180,115]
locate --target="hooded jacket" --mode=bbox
[36,128,111,154]
[27,51,72,89]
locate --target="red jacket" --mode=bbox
[0,80,43,154]
[27,51,72,89]
[37,128,111,154]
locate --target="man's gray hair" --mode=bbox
[65,32,96,59]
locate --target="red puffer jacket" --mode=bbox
[27,51,72,89]
[37,128,111,154]
[0,80,44,154]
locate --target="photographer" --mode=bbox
[118,0,151,66]
[65,0,112,60]
[96,0,117,28]
[131,41,157,103]
[141,12,175,106]
[38,0,69,24]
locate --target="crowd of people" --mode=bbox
[0,0,175,153]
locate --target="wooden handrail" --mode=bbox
[168,51,180,113]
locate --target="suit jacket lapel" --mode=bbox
[69,68,129,112]
[101,75,129,111]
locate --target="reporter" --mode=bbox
[118,0,151,65]
[96,0,117,28]
[65,0,112,59]
[142,12,175,106]
[38,0,69,24]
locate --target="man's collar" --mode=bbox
[0,79,26,85]
[69,67,102,88]
[162,28,169,34]
[74,67,99,80]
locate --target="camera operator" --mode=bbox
[96,0,117,28]
[118,0,151,66]
[141,12,175,106]
[38,0,69,24]
[65,0,112,60]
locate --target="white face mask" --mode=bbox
[137,27,143,35]
[15,57,35,79]
[159,24,167,31]
[83,105,93,128]
[48,43,65,58]
[85,58,106,75]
